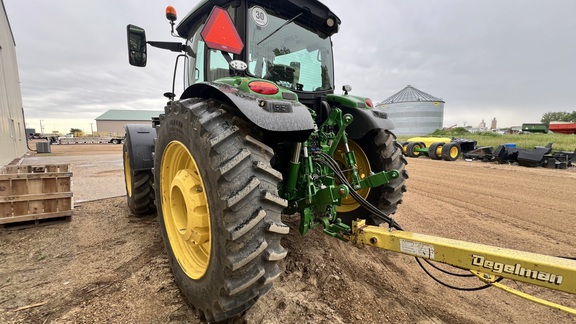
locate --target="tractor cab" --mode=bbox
[177,1,340,102]
[129,0,341,107]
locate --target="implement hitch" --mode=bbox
[344,219,576,315]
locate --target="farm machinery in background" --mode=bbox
[402,136,575,169]
[401,137,476,161]
[123,1,576,321]
[464,143,575,168]
[56,134,125,145]
[522,122,576,135]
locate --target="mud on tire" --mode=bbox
[154,98,289,322]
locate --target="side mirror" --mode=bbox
[127,24,147,67]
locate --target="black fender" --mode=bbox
[339,106,396,139]
[180,82,315,140]
[124,124,156,171]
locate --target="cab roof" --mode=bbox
[176,0,341,39]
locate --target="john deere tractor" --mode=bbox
[124,1,576,322]
[125,1,406,320]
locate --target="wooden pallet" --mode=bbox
[0,164,73,226]
[1,215,72,230]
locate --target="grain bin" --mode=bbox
[377,85,444,136]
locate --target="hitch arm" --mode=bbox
[345,220,576,315]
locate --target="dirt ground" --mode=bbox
[1,143,576,323]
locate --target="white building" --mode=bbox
[0,0,27,167]
[95,110,163,135]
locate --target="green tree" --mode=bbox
[429,127,470,136]
[70,128,82,134]
[540,111,574,126]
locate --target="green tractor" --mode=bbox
[124,1,576,321]
[124,0,407,321]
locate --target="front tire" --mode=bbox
[154,99,289,322]
[335,129,408,225]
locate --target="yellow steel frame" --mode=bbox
[346,220,576,315]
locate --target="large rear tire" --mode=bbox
[335,129,408,225]
[123,138,155,215]
[154,99,289,322]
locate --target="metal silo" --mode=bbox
[377,85,444,136]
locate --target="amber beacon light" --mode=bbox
[166,6,177,22]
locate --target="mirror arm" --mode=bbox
[147,41,184,53]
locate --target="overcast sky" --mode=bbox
[4,0,576,133]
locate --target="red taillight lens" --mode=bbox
[365,98,374,108]
[248,81,279,95]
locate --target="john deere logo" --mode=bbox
[434,102,439,106]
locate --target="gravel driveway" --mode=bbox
[18,143,126,202]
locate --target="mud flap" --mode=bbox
[124,124,156,171]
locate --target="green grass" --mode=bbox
[397,131,576,152]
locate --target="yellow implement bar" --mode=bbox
[471,270,576,315]
[347,220,576,295]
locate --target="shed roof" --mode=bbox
[95,109,163,121]
[380,85,444,105]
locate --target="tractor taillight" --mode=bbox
[365,98,374,108]
[249,81,279,95]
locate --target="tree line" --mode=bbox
[540,111,576,126]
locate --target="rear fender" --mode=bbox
[180,82,315,138]
[327,94,395,139]
[124,124,156,171]
[339,106,396,139]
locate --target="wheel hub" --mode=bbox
[161,141,211,279]
[170,169,210,246]
[449,146,459,158]
[334,140,371,213]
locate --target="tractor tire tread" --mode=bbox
[124,133,155,216]
[155,98,287,322]
[130,170,154,214]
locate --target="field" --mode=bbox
[398,132,576,152]
[1,144,575,323]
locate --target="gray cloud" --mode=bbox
[330,0,576,126]
[5,0,576,132]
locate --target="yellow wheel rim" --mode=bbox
[435,145,443,157]
[334,140,371,213]
[449,145,459,158]
[160,141,211,279]
[124,151,132,197]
